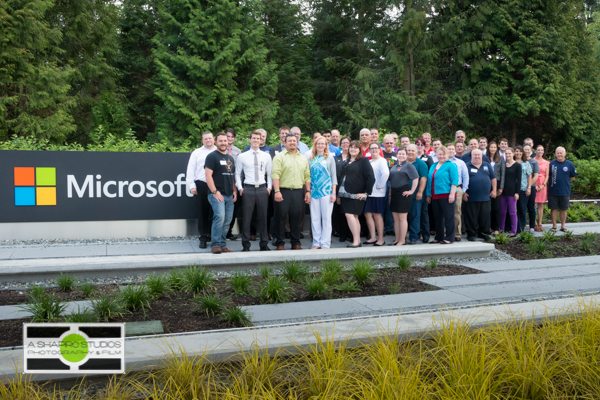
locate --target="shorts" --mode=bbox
[547,195,569,211]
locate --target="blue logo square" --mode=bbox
[15,187,36,206]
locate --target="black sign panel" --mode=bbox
[1,150,197,222]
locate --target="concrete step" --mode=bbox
[464,255,600,272]
[0,242,494,282]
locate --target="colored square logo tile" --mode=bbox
[36,167,56,186]
[15,187,36,206]
[36,187,56,206]
[14,167,35,186]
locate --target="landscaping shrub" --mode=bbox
[64,306,98,323]
[350,259,375,285]
[335,279,362,293]
[258,265,273,280]
[572,159,600,196]
[494,232,510,244]
[145,273,171,298]
[259,276,291,304]
[517,231,535,244]
[220,306,251,327]
[426,258,439,270]
[120,285,152,314]
[19,292,66,322]
[321,259,344,285]
[92,295,125,321]
[79,282,95,296]
[167,269,186,291]
[56,273,76,292]
[281,260,309,283]
[229,271,252,295]
[197,293,225,316]
[527,239,546,255]
[396,253,413,271]
[304,276,329,299]
[183,265,214,294]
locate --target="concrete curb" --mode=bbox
[0,242,493,281]
[1,294,597,383]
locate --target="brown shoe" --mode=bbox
[221,247,233,253]
[276,245,285,251]
[455,237,462,242]
[211,246,222,254]
[249,235,256,241]
[292,245,302,250]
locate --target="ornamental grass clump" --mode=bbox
[183,265,214,295]
[350,258,375,285]
[259,276,291,304]
[281,259,309,283]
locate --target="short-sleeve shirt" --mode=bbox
[383,151,398,169]
[528,158,540,175]
[419,153,433,169]
[410,158,428,198]
[204,151,235,196]
[519,161,533,191]
[465,161,496,202]
[389,161,419,189]
[548,159,577,196]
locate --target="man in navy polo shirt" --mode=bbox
[463,149,497,241]
[547,147,577,232]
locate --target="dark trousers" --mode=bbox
[527,186,537,228]
[490,195,502,231]
[464,200,491,239]
[194,180,213,241]
[274,188,303,246]
[332,202,350,240]
[241,186,269,248]
[517,190,529,233]
[227,196,243,236]
[420,198,430,240]
[432,198,455,242]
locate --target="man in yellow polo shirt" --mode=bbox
[272,133,311,250]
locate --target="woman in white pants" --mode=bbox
[309,137,337,249]
[364,143,390,246]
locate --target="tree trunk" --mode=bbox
[511,120,517,147]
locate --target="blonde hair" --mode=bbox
[311,136,330,159]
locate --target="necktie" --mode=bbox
[228,147,233,156]
[254,151,259,182]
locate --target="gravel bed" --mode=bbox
[0,235,196,247]
[0,249,513,291]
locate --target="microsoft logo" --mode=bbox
[14,167,56,206]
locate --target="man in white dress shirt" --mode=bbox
[236,131,273,251]
[186,131,216,249]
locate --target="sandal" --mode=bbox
[440,240,452,244]
[551,227,557,232]
[431,240,440,244]
[560,228,570,232]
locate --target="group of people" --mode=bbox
[186,127,577,253]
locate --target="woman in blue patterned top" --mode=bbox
[514,146,532,234]
[309,137,338,249]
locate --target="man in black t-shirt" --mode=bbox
[205,132,237,254]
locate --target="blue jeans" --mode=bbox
[384,181,394,232]
[420,198,430,241]
[208,194,234,249]
[408,198,423,241]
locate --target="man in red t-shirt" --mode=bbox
[422,132,434,155]
[360,128,384,160]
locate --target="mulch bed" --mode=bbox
[0,265,481,348]
[496,235,600,260]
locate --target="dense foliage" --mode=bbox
[2,0,600,154]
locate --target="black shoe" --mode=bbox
[422,238,430,244]
[333,231,340,237]
[409,239,418,245]
[229,234,239,241]
[242,247,250,252]
[260,245,271,251]
[347,243,362,248]
[339,237,347,242]
[467,236,476,242]
[199,240,207,249]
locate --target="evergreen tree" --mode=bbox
[0,0,75,142]
[152,0,278,143]
[117,0,161,141]
[45,0,123,142]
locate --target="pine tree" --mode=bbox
[117,0,161,141]
[0,0,75,142]
[44,0,123,142]
[152,0,278,143]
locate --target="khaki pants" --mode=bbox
[454,187,463,239]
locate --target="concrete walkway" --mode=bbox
[243,255,600,325]
[0,242,494,282]
[1,294,598,382]
[0,301,92,320]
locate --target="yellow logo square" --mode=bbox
[36,187,57,206]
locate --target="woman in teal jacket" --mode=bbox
[426,146,459,244]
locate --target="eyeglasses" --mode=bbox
[416,143,424,146]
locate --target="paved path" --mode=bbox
[243,255,600,324]
[0,301,93,320]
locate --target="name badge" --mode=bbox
[275,151,279,154]
[366,152,371,157]
[392,156,398,160]
[483,166,488,171]
[470,168,478,173]
[220,160,227,165]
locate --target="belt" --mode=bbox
[458,184,463,188]
[244,183,266,188]
[280,187,302,190]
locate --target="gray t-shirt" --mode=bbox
[528,158,540,174]
[389,161,419,189]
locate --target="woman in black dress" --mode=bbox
[499,148,522,236]
[337,141,375,248]
[333,137,351,242]
[388,148,419,246]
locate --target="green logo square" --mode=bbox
[36,167,56,186]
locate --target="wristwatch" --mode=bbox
[212,190,217,195]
